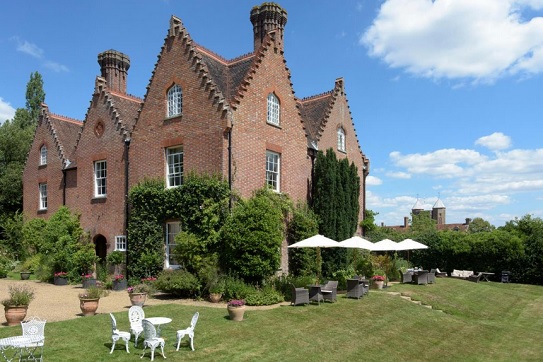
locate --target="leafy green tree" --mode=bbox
[360,209,378,236]
[0,72,45,222]
[219,189,284,284]
[468,217,495,233]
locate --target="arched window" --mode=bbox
[167,84,182,117]
[337,127,346,152]
[40,145,47,165]
[267,93,280,126]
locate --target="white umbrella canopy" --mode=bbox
[396,238,428,251]
[287,234,339,248]
[338,236,376,250]
[371,238,400,251]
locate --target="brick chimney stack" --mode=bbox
[97,50,130,94]
[250,3,287,52]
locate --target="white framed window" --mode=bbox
[39,183,47,210]
[267,93,280,126]
[40,145,47,165]
[94,160,107,197]
[115,236,127,251]
[266,151,280,192]
[167,84,182,117]
[165,221,181,269]
[337,127,346,152]
[166,147,183,188]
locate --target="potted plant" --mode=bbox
[227,299,246,321]
[81,273,97,288]
[112,274,127,291]
[2,284,35,326]
[78,285,109,316]
[371,275,386,290]
[20,271,31,280]
[127,283,153,307]
[53,271,68,285]
[208,280,225,303]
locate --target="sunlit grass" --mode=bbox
[1,278,542,361]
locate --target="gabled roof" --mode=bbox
[39,104,83,167]
[297,91,333,142]
[71,77,142,164]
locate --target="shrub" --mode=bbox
[0,254,12,278]
[222,276,256,301]
[2,284,35,306]
[244,285,284,306]
[79,286,109,299]
[155,269,199,297]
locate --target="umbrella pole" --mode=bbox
[316,247,322,285]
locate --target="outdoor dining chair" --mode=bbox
[176,312,199,351]
[412,270,429,285]
[128,306,145,346]
[321,281,338,303]
[20,316,46,361]
[399,269,412,284]
[290,284,310,306]
[346,279,364,299]
[109,313,130,354]
[141,319,166,361]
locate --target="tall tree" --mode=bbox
[0,72,45,221]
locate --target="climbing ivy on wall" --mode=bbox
[127,173,231,279]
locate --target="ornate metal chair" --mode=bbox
[109,313,130,354]
[20,316,46,361]
[141,319,166,361]
[128,306,145,346]
[176,312,199,351]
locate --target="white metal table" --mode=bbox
[145,317,172,336]
[0,335,44,362]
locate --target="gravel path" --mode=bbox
[1,279,288,326]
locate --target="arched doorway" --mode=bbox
[94,234,107,263]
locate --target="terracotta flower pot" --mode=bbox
[79,298,100,316]
[129,293,147,307]
[4,305,28,326]
[227,305,246,321]
[209,293,222,303]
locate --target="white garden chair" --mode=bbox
[176,312,199,351]
[140,319,165,361]
[128,306,145,346]
[109,313,130,354]
[20,316,46,361]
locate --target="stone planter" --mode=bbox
[373,280,384,290]
[79,298,100,316]
[82,278,97,289]
[54,276,68,286]
[20,272,31,280]
[129,293,147,307]
[209,293,222,303]
[112,279,127,291]
[4,305,28,326]
[227,305,246,321]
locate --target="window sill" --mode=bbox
[37,209,47,214]
[266,122,282,129]
[338,149,347,154]
[91,197,107,204]
[164,114,183,123]
[38,164,47,169]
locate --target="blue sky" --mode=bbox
[1,0,542,227]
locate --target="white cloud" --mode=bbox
[362,0,543,82]
[0,98,16,123]
[390,149,486,177]
[475,132,511,151]
[386,171,411,179]
[14,38,44,59]
[44,61,69,73]
[366,175,383,185]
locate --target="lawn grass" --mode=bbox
[1,278,542,361]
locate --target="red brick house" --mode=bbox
[22,3,370,270]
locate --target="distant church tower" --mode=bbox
[432,198,446,225]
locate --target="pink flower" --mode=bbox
[372,275,385,281]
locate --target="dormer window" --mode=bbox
[167,84,182,117]
[337,127,346,153]
[267,93,280,126]
[40,145,47,165]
